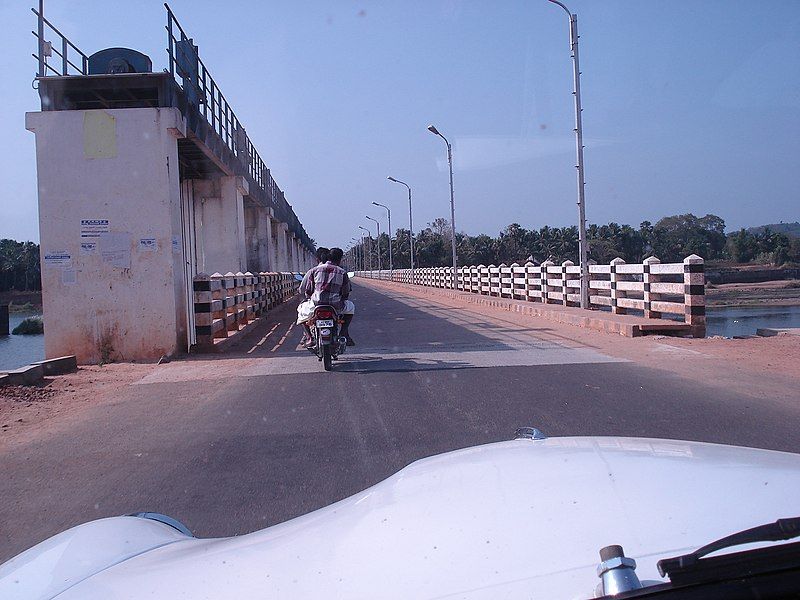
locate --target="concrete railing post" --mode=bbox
[610,257,626,315]
[235,272,247,325]
[684,254,706,337]
[586,259,598,308]
[223,272,237,332]
[561,260,574,306]
[500,263,512,298]
[489,264,500,296]
[193,273,224,347]
[244,272,255,322]
[642,256,661,319]
[540,259,554,304]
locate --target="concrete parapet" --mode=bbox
[357,253,706,337]
[192,271,299,351]
[2,364,45,386]
[32,355,78,376]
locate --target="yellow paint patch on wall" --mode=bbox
[83,111,117,158]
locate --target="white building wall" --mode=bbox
[26,107,187,363]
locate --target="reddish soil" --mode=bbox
[0,363,156,448]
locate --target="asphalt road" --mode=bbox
[3,282,800,562]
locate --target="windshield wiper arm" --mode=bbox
[658,516,800,577]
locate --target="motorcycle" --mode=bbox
[307,304,348,371]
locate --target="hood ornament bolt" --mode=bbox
[596,544,642,596]
[514,427,547,440]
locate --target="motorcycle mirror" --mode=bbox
[293,273,304,282]
[348,272,356,278]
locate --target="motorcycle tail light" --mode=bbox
[315,309,334,319]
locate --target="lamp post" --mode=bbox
[350,237,360,271]
[387,176,414,275]
[358,226,372,271]
[365,216,382,271]
[427,124,458,287]
[548,0,589,309]
[372,202,392,273]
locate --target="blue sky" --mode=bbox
[1,0,798,247]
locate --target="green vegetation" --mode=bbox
[12,316,44,335]
[747,222,800,239]
[355,214,800,268]
[1,239,42,292]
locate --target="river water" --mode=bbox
[0,312,45,371]
[705,305,800,338]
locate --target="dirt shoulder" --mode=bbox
[0,363,156,448]
[355,279,800,405]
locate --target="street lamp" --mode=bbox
[548,0,589,309]
[427,124,458,287]
[372,201,392,272]
[350,237,361,271]
[387,176,414,275]
[365,215,382,271]
[358,225,372,271]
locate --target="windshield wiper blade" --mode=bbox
[658,517,800,578]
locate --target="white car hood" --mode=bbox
[8,436,800,599]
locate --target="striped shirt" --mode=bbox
[300,262,351,310]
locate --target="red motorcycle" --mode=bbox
[307,305,348,371]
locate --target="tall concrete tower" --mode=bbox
[27,12,315,363]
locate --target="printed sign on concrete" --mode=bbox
[100,232,131,269]
[44,251,71,267]
[139,238,157,252]
[80,219,109,239]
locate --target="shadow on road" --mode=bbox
[330,354,475,373]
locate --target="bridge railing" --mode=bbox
[192,272,298,349]
[356,254,705,336]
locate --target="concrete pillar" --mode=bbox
[195,175,247,275]
[259,208,276,272]
[293,236,301,272]
[25,107,188,363]
[244,201,259,273]
[244,202,275,273]
[273,222,290,271]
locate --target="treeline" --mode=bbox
[0,239,42,292]
[350,214,800,269]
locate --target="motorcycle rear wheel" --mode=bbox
[322,345,333,371]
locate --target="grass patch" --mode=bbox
[12,316,44,335]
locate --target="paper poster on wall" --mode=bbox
[44,251,71,267]
[83,111,117,159]
[80,219,110,239]
[80,241,97,256]
[172,235,181,254]
[138,238,157,252]
[100,232,131,269]
[62,269,77,285]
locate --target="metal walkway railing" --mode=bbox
[31,5,88,77]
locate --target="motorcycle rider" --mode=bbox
[299,247,355,346]
[297,247,330,346]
